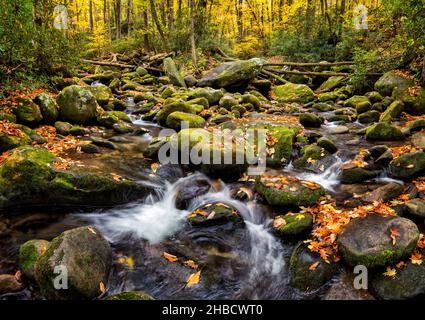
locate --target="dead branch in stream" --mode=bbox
[264,61,354,67]
[265,69,382,77]
[82,59,136,69]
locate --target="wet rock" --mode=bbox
[35,226,111,300]
[0,146,151,210]
[0,125,31,152]
[362,183,404,203]
[90,136,118,150]
[113,121,134,134]
[187,87,224,105]
[30,134,47,144]
[379,100,404,122]
[370,252,425,299]
[389,152,425,179]
[340,167,377,184]
[405,199,425,218]
[408,119,425,133]
[412,131,425,150]
[166,111,206,131]
[56,85,98,124]
[175,176,211,209]
[105,291,154,300]
[344,96,372,114]
[337,214,419,268]
[155,164,184,183]
[318,76,345,91]
[69,125,89,136]
[369,145,389,159]
[80,143,100,154]
[317,137,337,153]
[34,93,59,123]
[365,91,383,103]
[55,121,72,135]
[19,239,50,280]
[374,70,415,97]
[164,57,186,88]
[328,125,349,134]
[184,75,198,87]
[197,58,263,90]
[293,145,327,169]
[14,98,43,125]
[87,84,113,106]
[272,83,315,104]
[273,212,313,237]
[358,110,380,124]
[299,113,323,128]
[365,122,404,141]
[312,102,335,112]
[144,136,169,159]
[324,270,375,300]
[289,242,337,292]
[392,85,425,115]
[375,149,394,166]
[256,174,325,207]
[188,203,242,227]
[0,274,24,295]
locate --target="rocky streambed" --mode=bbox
[0,58,424,300]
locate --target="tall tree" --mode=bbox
[190,0,197,68]
[116,0,122,39]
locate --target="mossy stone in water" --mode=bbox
[289,242,337,292]
[156,102,196,126]
[105,291,154,300]
[293,145,326,169]
[339,167,377,184]
[299,113,323,128]
[166,111,206,131]
[358,110,380,124]
[19,239,50,280]
[87,84,113,106]
[337,215,419,268]
[187,87,224,105]
[317,137,337,153]
[113,121,134,134]
[188,203,242,227]
[389,151,425,179]
[379,100,404,123]
[365,122,404,141]
[273,212,313,237]
[344,96,372,114]
[272,83,315,104]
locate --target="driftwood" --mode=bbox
[264,61,354,67]
[82,59,136,69]
[314,77,349,94]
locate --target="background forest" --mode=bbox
[0,0,425,89]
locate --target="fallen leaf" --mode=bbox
[309,261,320,271]
[295,214,305,221]
[184,260,199,269]
[383,267,397,278]
[186,271,201,288]
[163,252,178,262]
[410,251,423,265]
[87,227,97,235]
[99,282,106,293]
[390,227,399,246]
[273,217,286,229]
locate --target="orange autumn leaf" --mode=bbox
[184,260,199,269]
[390,227,399,246]
[309,261,320,271]
[410,251,423,265]
[163,252,178,262]
[186,271,201,288]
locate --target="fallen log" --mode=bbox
[260,69,289,84]
[82,59,136,69]
[264,61,354,67]
[265,69,383,77]
[314,77,349,94]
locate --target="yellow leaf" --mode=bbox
[309,261,320,271]
[163,252,178,262]
[99,282,106,293]
[184,260,199,269]
[186,271,201,288]
[383,267,397,278]
[295,214,305,221]
[87,227,97,235]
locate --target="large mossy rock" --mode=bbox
[35,226,111,300]
[156,101,196,126]
[166,111,206,131]
[370,254,425,300]
[19,239,50,280]
[272,83,315,104]
[256,174,325,207]
[365,122,404,141]
[34,93,59,123]
[56,85,98,124]
[299,113,323,128]
[197,58,263,89]
[0,146,151,210]
[337,214,419,268]
[14,98,43,125]
[0,125,31,152]
[187,87,224,105]
[318,76,345,91]
[374,70,415,97]
[379,100,404,122]
[188,202,242,226]
[87,84,113,106]
[392,85,425,115]
[273,212,313,237]
[344,96,372,114]
[164,57,187,88]
[105,291,155,300]
[339,167,377,184]
[289,242,337,292]
[293,145,326,169]
[389,151,425,179]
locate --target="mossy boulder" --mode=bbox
[187,97,209,108]
[163,57,186,88]
[54,121,72,135]
[337,214,419,268]
[113,121,134,134]
[389,151,425,179]
[56,85,98,124]
[35,226,111,300]
[375,70,415,96]
[318,91,339,102]
[0,146,151,210]
[0,126,31,152]
[317,137,337,153]
[299,113,323,128]
[344,96,372,114]
[318,76,345,91]
[272,83,315,104]
[188,203,242,226]
[380,100,404,122]
[156,101,196,126]
[160,86,177,99]
[166,111,206,131]
[405,199,425,218]
[289,242,337,292]
[19,239,50,280]
[187,87,224,105]
[219,95,238,110]
[135,67,148,76]
[392,86,425,115]
[87,84,113,106]
[365,122,404,141]
[15,98,43,125]
[197,58,263,89]
[97,112,120,127]
[358,110,380,124]
[365,91,383,103]
[34,93,59,123]
[256,174,325,207]
[273,212,313,237]
[105,291,154,300]
[0,112,17,123]
[293,145,326,169]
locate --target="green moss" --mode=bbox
[272,83,315,104]
[19,239,50,279]
[365,122,404,141]
[274,212,313,237]
[293,145,326,168]
[105,291,154,300]
[15,98,43,125]
[166,111,206,131]
[380,100,404,122]
[156,102,197,125]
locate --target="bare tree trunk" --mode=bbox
[116,0,121,39]
[236,0,243,40]
[190,0,197,68]
[150,0,167,44]
[167,0,174,30]
[143,10,150,52]
[89,0,94,32]
[127,0,132,35]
